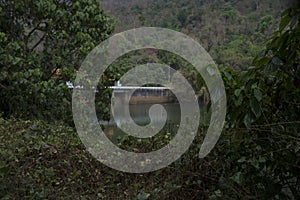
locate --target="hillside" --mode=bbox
[100,0,297,69]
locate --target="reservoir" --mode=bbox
[102,102,208,142]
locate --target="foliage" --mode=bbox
[0,0,114,121]
[0,118,215,199]
[225,3,300,128]
[219,3,300,199]
[100,0,294,68]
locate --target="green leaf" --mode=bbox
[234,93,243,106]
[210,189,222,199]
[230,172,242,184]
[237,157,246,163]
[279,15,291,31]
[253,57,270,67]
[234,89,242,97]
[272,57,282,66]
[243,114,252,128]
[253,89,262,101]
[136,191,150,200]
[222,70,232,80]
[250,98,261,118]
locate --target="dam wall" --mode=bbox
[111,86,177,104]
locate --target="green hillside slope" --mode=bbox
[100,0,297,69]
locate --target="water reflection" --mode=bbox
[101,102,207,142]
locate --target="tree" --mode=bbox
[177,9,188,27]
[226,3,300,128]
[0,0,114,120]
[220,4,299,198]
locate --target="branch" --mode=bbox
[30,33,46,52]
[0,83,8,90]
[251,121,300,127]
[46,67,59,81]
[27,21,42,39]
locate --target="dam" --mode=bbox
[110,86,177,104]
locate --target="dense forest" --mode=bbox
[0,0,299,199]
[101,0,296,69]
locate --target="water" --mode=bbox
[102,102,207,142]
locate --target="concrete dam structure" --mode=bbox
[110,86,177,104]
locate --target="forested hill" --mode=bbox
[100,0,298,69]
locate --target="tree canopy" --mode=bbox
[0,0,114,120]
